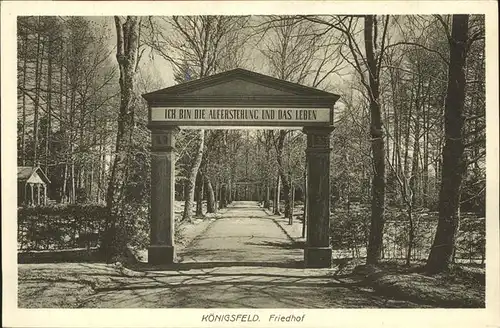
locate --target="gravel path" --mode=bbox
[177,201,303,265]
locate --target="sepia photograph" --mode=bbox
[1,1,499,328]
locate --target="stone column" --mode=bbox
[303,127,333,268]
[30,183,34,206]
[37,184,41,206]
[148,127,179,264]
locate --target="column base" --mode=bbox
[304,247,332,268]
[148,245,175,264]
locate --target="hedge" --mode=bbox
[18,204,108,251]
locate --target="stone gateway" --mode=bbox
[142,68,340,268]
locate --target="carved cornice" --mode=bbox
[143,68,340,101]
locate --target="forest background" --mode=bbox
[15,14,486,274]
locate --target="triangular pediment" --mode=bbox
[180,79,295,97]
[142,68,339,101]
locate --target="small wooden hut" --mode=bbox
[17,166,50,206]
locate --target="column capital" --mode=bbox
[151,127,180,152]
[303,126,334,151]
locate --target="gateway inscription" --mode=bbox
[152,107,330,123]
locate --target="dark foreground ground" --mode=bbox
[18,202,484,308]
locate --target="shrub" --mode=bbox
[18,204,108,251]
[19,202,152,255]
[330,206,485,263]
[330,206,370,257]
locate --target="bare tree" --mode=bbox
[17,16,118,204]
[257,16,343,219]
[147,15,250,222]
[103,16,141,262]
[302,15,390,264]
[426,15,470,273]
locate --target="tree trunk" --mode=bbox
[406,112,420,266]
[275,131,291,217]
[411,80,421,207]
[45,34,53,176]
[70,155,76,203]
[426,15,469,274]
[280,172,291,217]
[403,91,414,179]
[225,183,230,205]
[423,107,429,208]
[205,174,216,213]
[58,41,66,201]
[389,67,401,175]
[68,45,76,203]
[102,16,140,262]
[62,163,68,203]
[89,161,94,202]
[273,174,281,215]
[219,184,227,209]
[182,130,204,222]
[33,25,43,165]
[98,138,105,203]
[302,167,307,238]
[183,180,187,201]
[264,184,270,209]
[20,31,28,166]
[195,172,204,217]
[289,183,295,225]
[215,182,219,207]
[90,115,98,201]
[365,15,386,265]
[263,131,273,209]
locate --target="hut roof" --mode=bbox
[17,166,51,184]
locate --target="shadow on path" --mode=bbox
[129,260,305,271]
[74,266,422,308]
